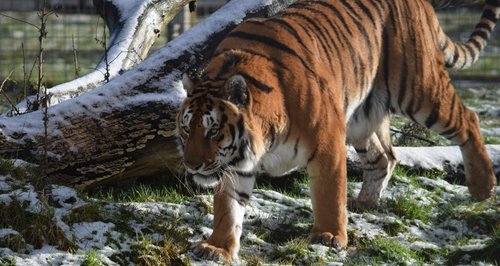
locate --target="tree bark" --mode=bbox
[9,0,191,115]
[0,0,296,189]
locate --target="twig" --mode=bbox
[72,35,80,78]
[102,5,110,83]
[22,42,28,101]
[37,0,50,186]
[0,71,20,115]
[0,12,40,29]
[390,127,437,146]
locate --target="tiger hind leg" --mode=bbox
[351,115,397,209]
[404,82,496,200]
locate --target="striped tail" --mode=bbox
[440,0,500,69]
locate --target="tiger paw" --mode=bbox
[349,197,380,211]
[191,241,233,262]
[309,232,347,250]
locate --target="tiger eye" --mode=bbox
[208,127,219,138]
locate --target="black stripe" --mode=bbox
[215,55,242,79]
[355,148,368,154]
[475,22,493,32]
[237,72,272,93]
[293,138,300,159]
[366,0,385,21]
[444,92,457,128]
[235,171,254,178]
[458,131,472,147]
[382,28,392,109]
[450,46,461,67]
[307,147,318,163]
[339,0,375,68]
[469,38,482,51]
[228,124,236,144]
[267,18,309,51]
[464,44,477,62]
[237,117,244,139]
[424,102,440,128]
[372,172,389,181]
[363,91,375,118]
[283,11,336,69]
[236,191,250,201]
[367,154,384,165]
[471,30,489,41]
[445,131,460,140]
[216,47,288,71]
[357,0,376,22]
[227,31,301,60]
[482,9,498,23]
[227,31,316,74]
[310,1,353,36]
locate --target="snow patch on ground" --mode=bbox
[0,145,498,265]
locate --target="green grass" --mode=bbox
[0,197,75,251]
[89,183,189,204]
[129,233,190,266]
[447,229,500,265]
[62,203,103,225]
[0,257,16,266]
[0,158,35,181]
[82,249,104,266]
[382,220,408,236]
[385,196,433,224]
[346,236,425,265]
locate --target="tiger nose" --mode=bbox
[184,159,203,171]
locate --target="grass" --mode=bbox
[0,197,75,251]
[0,158,34,181]
[62,203,103,225]
[89,183,190,204]
[447,229,500,265]
[81,249,104,266]
[382,220,407,236]
[346,236,424,265]
[129,233,190,266]
[385,195,433,224]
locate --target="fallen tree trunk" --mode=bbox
[9,0,191,115]
[0,0,296,189]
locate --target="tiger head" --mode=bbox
[176,73,261,188]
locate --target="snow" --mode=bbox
[0,142,493,264]
[0,142,499,264]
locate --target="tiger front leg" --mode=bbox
[307,143,348,249]
[192,176,254,262]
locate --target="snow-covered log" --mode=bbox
[10,0,192,114]
[0,0,296,189]
[347,145,500,181]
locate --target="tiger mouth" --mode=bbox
[187,172,223,188]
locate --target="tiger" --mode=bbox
[176,0,499,262]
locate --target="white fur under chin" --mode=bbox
[193,174,220,188]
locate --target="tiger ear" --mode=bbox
[182,73,196,94]
[224,75,248,107]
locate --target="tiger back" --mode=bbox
[176,0,499,262]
